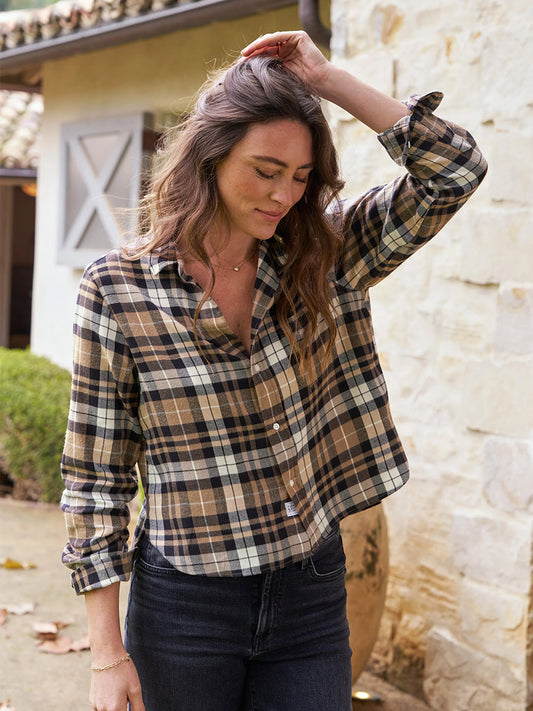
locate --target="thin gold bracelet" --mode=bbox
[90,653,131,672]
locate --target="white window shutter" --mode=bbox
[57,113,152,268]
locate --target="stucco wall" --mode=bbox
[31,5,305,369]
[328,1,533,710]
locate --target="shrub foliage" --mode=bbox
[0,348,71,503]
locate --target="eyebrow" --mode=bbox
[251,155,314,170]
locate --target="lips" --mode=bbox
[256,209,284,222]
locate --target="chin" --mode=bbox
[245,226,276,241]
[257,230,276,241]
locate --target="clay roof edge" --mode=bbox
[0,0,297,73]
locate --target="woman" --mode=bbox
[61,31,487,711]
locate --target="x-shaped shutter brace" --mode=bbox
[57,113,152,269]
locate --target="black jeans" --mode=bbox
[125,530,352,711]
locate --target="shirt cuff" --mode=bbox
[377,91,445,166]
[66,548,134,595]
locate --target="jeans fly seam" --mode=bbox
[251,572,273,656]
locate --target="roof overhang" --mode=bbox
[0,167,37,181]
[0,0,298,88]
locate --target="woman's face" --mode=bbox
[215,119,313,244]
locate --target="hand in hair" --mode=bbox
[241,31,330,94]
[243,30,408,134]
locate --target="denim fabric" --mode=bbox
[124,531,352,711]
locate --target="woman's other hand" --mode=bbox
[241,31,331,95]
[85,585,145,711]
[90,660,145,711]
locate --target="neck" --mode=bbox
[205,234,258,270]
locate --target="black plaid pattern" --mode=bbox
[61,93,487,593]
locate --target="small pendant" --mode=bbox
[233,266,239,272]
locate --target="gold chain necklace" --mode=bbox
[212,245,258,273]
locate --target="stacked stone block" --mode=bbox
[329,1,533,709]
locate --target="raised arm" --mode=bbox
[243,31,488,291]
[241,30,409,132]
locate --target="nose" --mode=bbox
[269,180,298,209]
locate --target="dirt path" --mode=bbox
[0,497,431,711]
[0,498,129,711]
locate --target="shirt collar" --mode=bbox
[146,235,287,278]
[147,252,179,277]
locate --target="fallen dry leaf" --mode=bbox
[38,636,75,654]
[0,602,35,616]
[37,634,90,654]
[1,558,22,570]
[0,609,7,626]
[70,634,90,652]
[53,620,71,632]
[33,619,89,654]
[1,558,36,570]
[33,620,72,639]
[33,621,60,641]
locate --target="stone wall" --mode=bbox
[329,1,533,709]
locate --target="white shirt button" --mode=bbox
[289,480,295,487]
[273,422,280,431]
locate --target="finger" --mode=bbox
[129,686,145,711]
[241,31,304,56]
[242,45,283,61]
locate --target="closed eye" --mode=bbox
[255,168,275,180]
[256,167,309,185]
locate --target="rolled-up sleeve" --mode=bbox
[61,264,142,594]
[339,92,488,290]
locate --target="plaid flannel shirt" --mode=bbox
[61,92,487,594]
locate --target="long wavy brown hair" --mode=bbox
[124,56,345,373]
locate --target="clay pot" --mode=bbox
[341,504,389,683]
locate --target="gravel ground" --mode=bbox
[0,497,431,711]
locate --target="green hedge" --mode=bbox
[0,348,71,503]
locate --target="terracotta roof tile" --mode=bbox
[0,90,43,169]
[0,0,201,52]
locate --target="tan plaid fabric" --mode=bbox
[61,93,487,593]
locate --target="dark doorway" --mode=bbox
[9,185,36,348]
[0,182,36,349]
